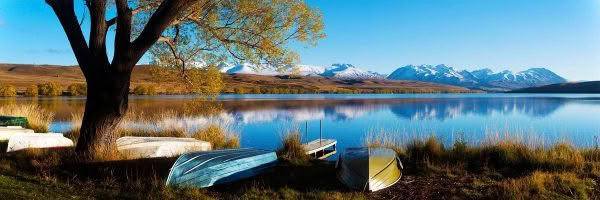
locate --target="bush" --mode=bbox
[133,84,158,95]
[24,85,38,97]
[250,87,262,94]
[38,82,63,96]
[67,83,87,96]
[233,87,246,94]
[0,83,17,97]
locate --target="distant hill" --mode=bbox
[387,64,567,91]
[0,63,474,94]
[508,81,600,93]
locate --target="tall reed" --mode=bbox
[0,104,54,133]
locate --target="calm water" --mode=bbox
[3,94,600,155]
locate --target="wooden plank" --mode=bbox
[303,139,336,155]
[315,150,337,160]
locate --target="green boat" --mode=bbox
[0,116,28,127]
[336,147,403,192]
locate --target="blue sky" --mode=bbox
[1,0,599,81]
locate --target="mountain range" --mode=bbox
[218,63,386,80]
[217,62,567,91]
[387,64,567,91]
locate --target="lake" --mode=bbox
[2,94,600,156]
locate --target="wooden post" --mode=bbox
[305,121,308,143]
[320,120,322,146]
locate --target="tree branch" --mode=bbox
[112,0,133,70]
[131,0,199,63]
[86,0,110,68]
[45,0,92,78]
[106,1,161,28]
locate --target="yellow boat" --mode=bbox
[336,147,403,192]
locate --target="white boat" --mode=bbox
[0,126,35,140]
[117,136,212,159]
[6,134,74,152]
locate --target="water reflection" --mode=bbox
[215,97,581,123]
[389,98,568,120]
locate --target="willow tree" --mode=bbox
[46,0,325,157]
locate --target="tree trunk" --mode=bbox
[75,67,132,158]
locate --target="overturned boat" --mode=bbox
[117,136,211,159]
[336,147,403,192]
[166,148,278,188]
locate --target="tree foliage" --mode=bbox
[145,0,325,94]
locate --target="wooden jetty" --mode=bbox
[302,120,337,159]
[303,138,337,159]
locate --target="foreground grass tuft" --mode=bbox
[500,171,596,199]
[277,128,310,162]
[191,124,240,149]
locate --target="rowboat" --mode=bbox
[117,136,212,159]
[0,126,35,140]
[0,116,28,127]
[336,147,403,192]
[166,148,278,188]
[6,134,73,152]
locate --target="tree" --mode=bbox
[46,0,324,157]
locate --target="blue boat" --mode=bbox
[166,148,278,188]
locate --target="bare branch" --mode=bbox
[106,1,162,27]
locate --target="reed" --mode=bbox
[364,129,600,173]
[0,104,54,133]
[191,124,240,149]
[277,127,309,161]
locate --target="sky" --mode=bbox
[1,0,599,81]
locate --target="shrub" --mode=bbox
[38,82,63,96]
[0,104,54,133]
[133,84,158,95]
[67,83,87,96]
[233,87,246,94]
[24,85,38,97]
[250,87,262,94]
[0,83,17,97]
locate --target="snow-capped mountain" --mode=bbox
[388,64,566,90]
[219,63,385,79]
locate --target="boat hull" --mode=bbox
[166,148,278,188]
[336,147,402,192]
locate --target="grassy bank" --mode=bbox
[364,130,600,199]
[0,131,599,199]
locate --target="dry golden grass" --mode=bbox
[364,129,600,174]
[64,108,240,152]
[277,127,309,161]
[500,171,594,199]
[0,104,54,133]
[191,124,240,149]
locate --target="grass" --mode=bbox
[0,147,366,200]
[0,104,54,133]
[364,129,600,199]
[64,109,240,150]
[499,171,595,199]
[277,127,309,162]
